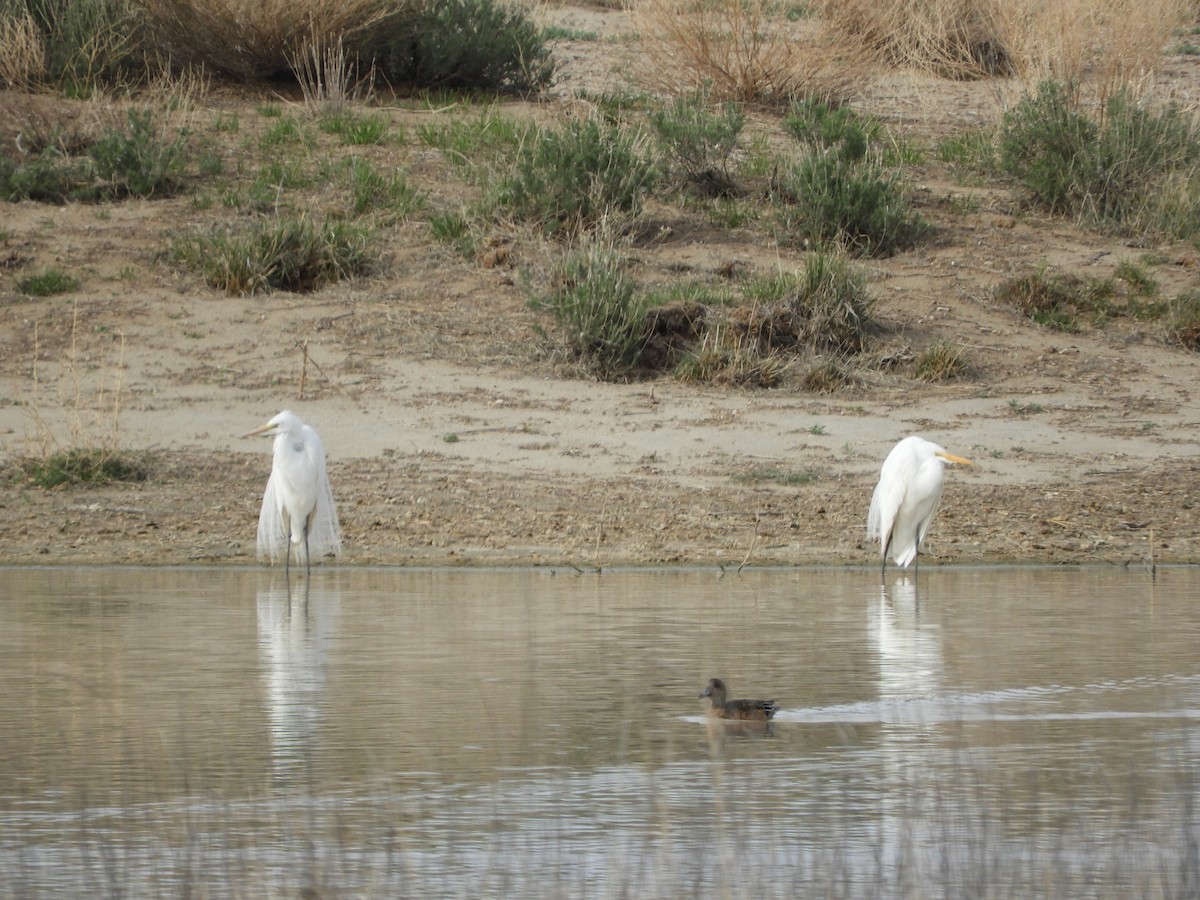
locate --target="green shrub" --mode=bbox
[648,91,744,196]
[530,240,650,377]
[82,108,189,199]
[782,98,879,161]
[0,151,86,202]
[10,0,149,88]
[999,81,1200,237]
[0,108,188,202]
[360,0,553,93]
[496,117,656,236]
[172,217,376,295]
[772,152,926,257]
[789,250,874,353]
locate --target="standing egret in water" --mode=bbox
[867,436,973,575]
[243,410,341,575]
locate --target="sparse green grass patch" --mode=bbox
[171,217,376,295]
[19,268,80,296]
[937,129,997,170]
[429,210,476,257]
[1165,291,1200,350]
[996,267,1169,332]
[330,157,425,218]
[320,111,391,145]
[18,447,149,489]
[542,25,598,41]
[258,117,308,149]
[915,338,969,381]
[1008,399,1046,416]
[802,358,858,393]
[732,465,816,486]
[416,108,529,173]
[738,251,873,354]
[1114,258,1158,295]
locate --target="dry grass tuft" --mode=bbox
[290,32,370,114]
[817,0,1018,80]
[0,92,124,157]
[819,0,1193,91]
[136,0,401,79]
[0,10,44,87]
[628,0,863,104]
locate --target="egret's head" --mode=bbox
[241,409,299,439]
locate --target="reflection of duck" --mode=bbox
[698,677,778,721]
[256,581,338,783]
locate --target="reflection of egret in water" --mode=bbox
[871,577,943,717]
[256,581,339,785]
[868,575,946,889]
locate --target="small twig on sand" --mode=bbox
[737,516,760,574]
[298,339,309,400]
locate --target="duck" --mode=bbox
[698,677,779,721]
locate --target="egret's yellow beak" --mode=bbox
[937,451,974,466]
[241,421,275,439]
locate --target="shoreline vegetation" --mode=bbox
[2,0,1200,568]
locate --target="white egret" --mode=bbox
[867,436,973,574]
[243,410,341,575]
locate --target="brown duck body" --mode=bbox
[699,677,779,721]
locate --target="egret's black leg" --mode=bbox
[303,520,311,578]
[282,511,292,580]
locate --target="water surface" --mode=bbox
[1,565,1197,897]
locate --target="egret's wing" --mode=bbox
[907,462,947,548]
[256,470,290,564]
[867,469,905,548]
[309,460,342,559]
[303,426,342,560]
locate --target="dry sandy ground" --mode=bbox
[1,6,1199,569]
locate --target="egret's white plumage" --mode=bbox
[243,410,341,572]
[867,436,973,572]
